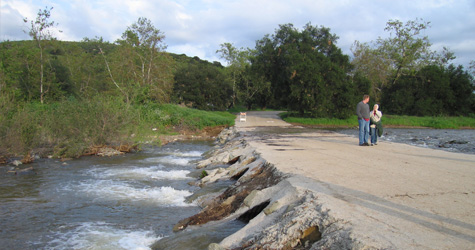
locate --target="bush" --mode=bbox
[0,96,235,158]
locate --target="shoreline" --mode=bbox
[166,111,475,249]
[0,125,225,167]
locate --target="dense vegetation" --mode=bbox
[282,114,475,129]
[1,8,474,159]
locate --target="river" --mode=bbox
[0,129,473,250]
[335,128,475,154]
[0,141,244,250]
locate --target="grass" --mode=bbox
[0,97,236,159]
[281,113,475,129]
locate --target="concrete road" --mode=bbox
[235,111,475,249]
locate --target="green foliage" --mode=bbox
[282,113,475,129]
[114,17,174,103]
[383,115,475,129]
[0,96,234,158]
[172,56,233,110]
[351,18,456,103]
[251,23,355,118]
[382,65,475,116]
[200,170,208,179]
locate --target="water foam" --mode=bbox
[172,150,203,157]
[47,221,160,250]
[144,155,194,166]
[73,180,194,206]
[98,166,191,180]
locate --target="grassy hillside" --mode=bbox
[0,97,235,160]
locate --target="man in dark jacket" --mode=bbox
[356,95,370,146]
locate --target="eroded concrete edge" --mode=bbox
[177,127,383,250]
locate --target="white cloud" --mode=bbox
[1,0,474,67]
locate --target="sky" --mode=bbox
[1,0,474,68]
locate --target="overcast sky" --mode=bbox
[1,0,474,67]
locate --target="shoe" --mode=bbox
[363,142,370,146]
[374,143,378,145]
[371,143,374,146]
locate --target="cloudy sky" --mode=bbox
[1,0,474,67]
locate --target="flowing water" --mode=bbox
[1,129,472,250]
[335,128,475,154]
[0,141,243,250]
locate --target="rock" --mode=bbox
[263,200,280,215]
[97,147,123,157]
[200,168,228,185]
[7,166,37,175]
[11,160,22,166]
[173,156,284,231]
[222,195,236,206]
[208,243,226,250]
[243,190,260,207]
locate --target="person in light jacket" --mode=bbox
[369,104,383,146]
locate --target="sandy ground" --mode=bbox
[234,111,475,249]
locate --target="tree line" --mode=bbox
[1,7,474,119]
[220,19,474,117]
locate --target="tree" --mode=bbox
[350,41,391,102]
[252,23,354,118]
[115,17,174,103]
[379,19,433,86]
[382,64,474,116]
[447,64,475,115]
[173,57,232,110]
[351,18,455,103]
[23,6,60,103]
[216,43,250,107]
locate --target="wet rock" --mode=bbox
[7,166,37,175]
[439,140,468,148]
[208,243,226,250]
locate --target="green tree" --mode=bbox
[216,43,240,107]
[351,18,455,103]
[23,6,60,103]
[252,23,354,118]
[379,19,433,86]
[173,57,232,110]
[115,17,174,103]
[382,64,474,116]
[351,41,391,102]
[447,64,475,115]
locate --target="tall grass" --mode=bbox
[0,97,235,158]
[281,113,475,129]
[383,115,475,129]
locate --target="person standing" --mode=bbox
[369,104,383,146]
[356,95,370,146]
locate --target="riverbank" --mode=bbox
[282,113,475,129]
[167,111,475,249]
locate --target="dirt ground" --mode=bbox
[234,111,475,249]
